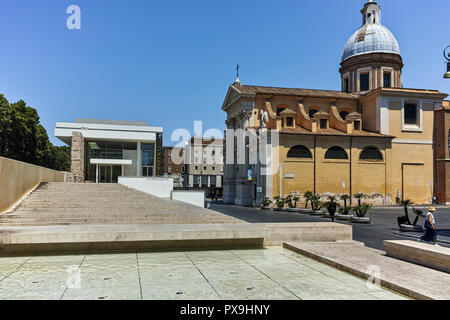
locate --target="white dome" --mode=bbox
[342,23,400,62]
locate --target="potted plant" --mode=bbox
[286,192,301,212]
[351,203,372,224]
[309,194,324,216]
[273,196,285,211]
[337,194,352,220]
[303,191,314,208]
[397,199,424,232]
[261,197,272,210]
[397,199,413,226]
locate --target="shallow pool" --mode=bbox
[0,247,407,300]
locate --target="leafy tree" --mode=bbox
[0,94,70,171]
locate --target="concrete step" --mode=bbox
[3,182,237,227]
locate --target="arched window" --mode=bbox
[325,147,348,160]
[276,108,286,116]
[339,111,349,120]
[309,109,319,118]
[287,145,313,159]
[360,147,383,161]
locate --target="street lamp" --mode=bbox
[444,45,450,79]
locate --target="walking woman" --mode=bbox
[419,207,437,245]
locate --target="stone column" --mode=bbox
[71,132,85,183]
[137,141,142,177]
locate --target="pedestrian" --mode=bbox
[419,206,437,245]
[328,198,337,222]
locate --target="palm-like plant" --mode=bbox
[286,192,300,209]
[304,191,314,208]
[353,203,372,218]
[274,196,285,209]
[261,197,272,207]
[339,194,351,215]
[400,199,413,225]
[354,193,367,207]
[310,194,323,211]
[327,195,337,202]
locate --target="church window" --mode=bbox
[384,72,391,88]
[320,119,328,129]
[286,117,294,127]
[287,145,313,159]
[309,109,319,118]
[325,147,348,160]
[277,108,286,116]
[340,111,349,120]
[354,121,361,131]
[404,103,418,125]
[360,147,383,161]
[344,78,350,93]
[360,73,370,91]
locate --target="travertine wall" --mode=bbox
[71,132,85,183]
[0,156,67,213]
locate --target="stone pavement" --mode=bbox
[284,241,450,300]
[0,247,407,300]
[210,203,450,250]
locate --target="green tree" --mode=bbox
[0,94,70,171]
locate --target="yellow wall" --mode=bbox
[361,96,377,132]
[256,91,443,205]
[273,134,391,205]
[389,143,434,204]
[0,156,67,213]
[388,101,435,141]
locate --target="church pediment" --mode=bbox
[221,85,244,111]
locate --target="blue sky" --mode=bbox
[0,0,449,146]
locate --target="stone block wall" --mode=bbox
[71,132,85,183]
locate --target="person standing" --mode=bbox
[328,198,338,222]
[419,207,437,245]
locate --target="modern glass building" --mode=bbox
[55,119,163,183]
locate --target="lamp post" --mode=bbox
[444,45,450,79]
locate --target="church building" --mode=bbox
[221,0,448,206]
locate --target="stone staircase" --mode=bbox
[0,182,242,226]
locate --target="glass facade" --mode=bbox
[142,143,155,176]
[85,140,137,182]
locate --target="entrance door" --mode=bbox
[142,166,154,177]
[100,165,112,183]
[99,165,122,183]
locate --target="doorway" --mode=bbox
[99,165,122,183]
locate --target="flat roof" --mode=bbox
[76,118,148,126]
[55,121,163,145]
[56,121,163,133]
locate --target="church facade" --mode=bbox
[221,1,448,206]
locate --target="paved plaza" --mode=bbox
[210,204,450,250]
[0,247,407,300]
